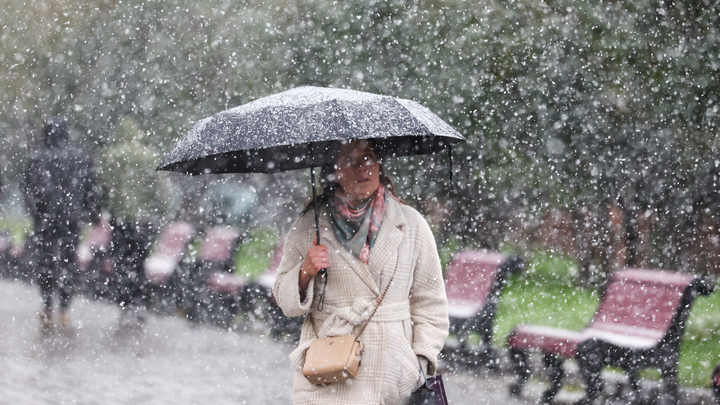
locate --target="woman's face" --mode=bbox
[334,140,380,206]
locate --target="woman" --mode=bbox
[273,139,449,404]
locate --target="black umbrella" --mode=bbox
[158,86,464,174]
[158,86,465,280]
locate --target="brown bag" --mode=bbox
[302,335,365,384]
[302,250,399,385]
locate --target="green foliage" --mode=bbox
[96,117,171,222]
[0,0,296,177]
[234,226,280,279]
[3,0,720,256]
[679,286,720,387]
[0,216,31,244]
[494,250,598,347]
[521,249,580,284]
[438,233,462,271]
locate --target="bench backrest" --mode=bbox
[589,268,695,336]
[257,239,285,290]
[154,221,195,259]
[444,251,509,306]
[77,219,112,270]
[87,219,113,249]
[144,221,196,284]
[198,226,241,262]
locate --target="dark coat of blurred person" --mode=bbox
[23,118,101,334]
[97,117,168,330]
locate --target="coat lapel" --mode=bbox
[368,197,406,288]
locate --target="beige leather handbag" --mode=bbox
[302,253,399,385]
[302,335,365,384]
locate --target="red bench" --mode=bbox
[198,226,242,266]
[77,218,113,273]
[250,239,302,340]
[508,268,714,404]
[182,226,247,328]
[712,362,720,404]
[76,219,115,298]
[143,221,195,285]
[443,251,523,367]
[199,226,245,297]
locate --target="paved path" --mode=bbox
[0,280,545,404]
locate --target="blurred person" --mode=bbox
[108,219,155,331]
[97,117,168,330]
[23,118,101,334]
[273,140,449,404]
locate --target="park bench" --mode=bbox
[442,251,523,368]
[251,239,302,340]
[142,221,195,313]
[4,239,28,282]
[76,218,114,298]
[77,219,113,273]
[0,235,11,277]
[143,221,195,286]
[507,267,714,404]
[712,362,720,404]
[181,226,247,327]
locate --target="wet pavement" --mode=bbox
[4,279,711,405]
[0,279,545,404]
[0,280,295,404]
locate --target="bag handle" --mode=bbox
[417,356,428,385]
[308,247,401,339]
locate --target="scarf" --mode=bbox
[329,183,387,264]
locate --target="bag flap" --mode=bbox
[304,335,359,373]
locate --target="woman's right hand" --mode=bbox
[299,241,329,300]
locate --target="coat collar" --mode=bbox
[319,196,407,296]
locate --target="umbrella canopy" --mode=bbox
[157,86,465,175]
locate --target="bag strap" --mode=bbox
[353,247,400,339]
[417,356,428,386]
[307,247,401,339]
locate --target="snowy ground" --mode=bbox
[0,280,295,404]
[5,279,710,405]
[0,279,544,404]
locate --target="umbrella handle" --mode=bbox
[310,166,326,275]
[310,166,327,311]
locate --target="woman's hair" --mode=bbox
[301,140,405,215]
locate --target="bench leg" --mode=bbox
[542,353,565,404]
[627,369,641,405]
[509,348,531,396]
[661,365,679,405]
[578,346,605,403]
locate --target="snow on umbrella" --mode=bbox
[157,86,464,175]
[157,86,465,280]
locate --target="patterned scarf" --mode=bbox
[329,183,387,264]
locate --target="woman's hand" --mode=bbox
[299,241,328,301]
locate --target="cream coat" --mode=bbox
[273,197,449,405]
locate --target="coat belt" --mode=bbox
[311,301,411,323]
